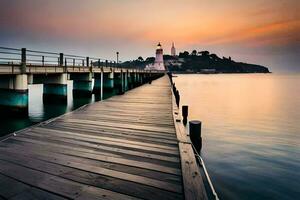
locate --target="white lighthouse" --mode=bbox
[155,42,164,64]
[146,42,165,71]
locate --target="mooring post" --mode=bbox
[182,105,188,126]
[175,90,180,107]
[189,120,202,152]
[21,48,26,73]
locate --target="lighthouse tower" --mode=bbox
[154,42,165,70]
[145,42,165,71]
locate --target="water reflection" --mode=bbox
[0,80,116,137]
[174,74,300,200]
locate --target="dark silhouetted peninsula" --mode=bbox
[164,50,270,73]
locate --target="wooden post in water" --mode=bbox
[175,90,180,107]
[182,105,188,126]
[189,120,202,152]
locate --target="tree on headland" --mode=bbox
[179,51,189,58]
[191,50,197,56]
[137,56,144,62]
[145,57,155,63]
[198,51,209,57]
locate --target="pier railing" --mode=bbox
[0,46,124,68]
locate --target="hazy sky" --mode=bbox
[0,0,299,72]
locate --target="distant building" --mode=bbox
[146,42,165,71]
[171,42,176,56]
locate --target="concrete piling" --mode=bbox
[70,73,93,97]
[43,73,68,103]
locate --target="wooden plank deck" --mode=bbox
[0,75,206,200]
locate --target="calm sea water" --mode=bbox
[0,80,115,137]
[174,74,300,200]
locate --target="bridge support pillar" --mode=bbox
[145,73,150,83]
[70,73,93,97]
[103,72,114,93]
[135,73,140,86]
[114,72,124,95]
[0,74,28,116]
[43,73,68,104]
[140,73,145,84]
[124,71,129,91]
[92,72,103,100]
[136,72,142,87]
[127,72,133,90]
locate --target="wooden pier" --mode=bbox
[0,76,207,200]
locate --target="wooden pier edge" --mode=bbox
[171,85,208,200]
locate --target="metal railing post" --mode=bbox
[42,56,45,66]
[86,57,89,67]
[59,53,63,66]
[21,48,26,73]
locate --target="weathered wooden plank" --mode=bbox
[0,174,67,200]
[43,125,178,145]
[1,138,181,175]
[0,141,182,184]
[0,160,141,200]
[11,133,180,165]
[47,122,177,140]
[179,143,208,200]
[19,131,179,157]
[56,118,175,134]
[32,127,178,150]
[0,146,181,193]
[0,152,183,200]
[64,115,174,128]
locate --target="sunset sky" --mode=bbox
[0,0,299,72]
